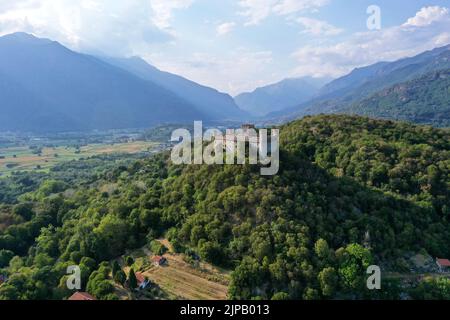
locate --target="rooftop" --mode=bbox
[135,272,146,285]
[437,258,450,267]
[68,292,96,301]
[152,256,165,262]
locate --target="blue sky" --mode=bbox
[0,0,449,95]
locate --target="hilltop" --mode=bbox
[1,115,449,300]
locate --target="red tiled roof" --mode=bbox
[135,272,145,285]
[437,258,450,267]
[152,256,164,263]
[68,292,96,301]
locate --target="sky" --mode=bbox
[0,0,449,95]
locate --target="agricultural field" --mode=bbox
[119,241,230,300]
[0,141,158,175]
[142,254,229,300]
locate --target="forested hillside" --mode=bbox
[1,115,450,300]
[345,69,450,127]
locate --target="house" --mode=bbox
[135,272,151,290]
[68,292,96,301]
[436,258,450,273]
[152,256,167,267]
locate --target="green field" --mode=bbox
[0,141,158,175]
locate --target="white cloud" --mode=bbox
[273,0,330,15]
[434,32,450,46]
[291,6,450,78]
[0,0,194,55]
[404,6,449,27]
[296,16,342,36]
[238,0,330,25]
[146,48,276,95]
[216,22,236,36]
[238,0,277,26]
[150,0,194,30]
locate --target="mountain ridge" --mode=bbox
[0,32,249,133]
[234,77,329,117]
[101,56,248,120]
[266,44,450,125]
[0,32,207,132]
[344,68,450,127]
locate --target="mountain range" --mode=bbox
[100,56,246,120]
[0,32,449,132]
[0,33,245,132]
[234,77,329,117]
[344,69,450,127]
[268,44,450,126]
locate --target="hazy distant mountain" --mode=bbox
[100,56,247,120]
[307,45,450,115]
[0,70,78,132]
[234,77,329,117]
[316,45,450,104]
[344,69,450,127]
[317,62,389,99]
[0,32,207,132]
[268,44,450,123]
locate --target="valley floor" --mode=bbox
[0,141,158,175]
